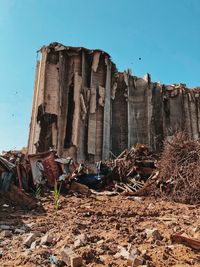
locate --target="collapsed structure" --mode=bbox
[28,42,200,162]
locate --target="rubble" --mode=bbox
[0,191,200,266]
[40,233,53,246]
[1,230,12,238]
[145,229,163,241]
[61,247,83,267]
[30,240,37,250]
[127,255,145,267]
[1,134,200,210]
[0,225,11,230]
[73,234,87,248]
[103,144,157,194]
[157,132,200,204]
[1,44,200,266]
[23,233,37,247]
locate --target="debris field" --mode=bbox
[1,133,200,267]
[1,43,200,267]
[0,192,200,267]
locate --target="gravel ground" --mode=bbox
[0,193,200,267]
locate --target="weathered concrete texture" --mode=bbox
[28,42,200,162]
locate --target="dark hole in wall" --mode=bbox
[64,84,75,148]
[36,104,57,153]
[86,53,93,87]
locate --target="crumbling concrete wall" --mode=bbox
[28,43,116,162]
[28,42,200,162]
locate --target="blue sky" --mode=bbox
[0,0,200,152]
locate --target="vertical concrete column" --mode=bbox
[102,57,111,159]
[28,48,47,154]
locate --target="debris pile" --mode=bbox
[2,133,200,206]
[157,132,200,204]
[1,136,200,266]
[104,144,157,193]
[0,150,38,209]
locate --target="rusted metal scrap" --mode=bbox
[171,232,200,250]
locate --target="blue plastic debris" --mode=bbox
[49,254,60,266]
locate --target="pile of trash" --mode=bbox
[157,132,200,204]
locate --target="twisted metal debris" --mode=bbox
[105,144,157,193]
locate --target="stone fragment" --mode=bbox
[61,247,82,267]
[127,255,145,266]
[30,240,37,250]
[0,225,11,230]
[33,230,42,237]
[114,246,129,259]
[14,228,26,234]
[97,239,104,245]
[74,234,87,248]
[40,233,53,245]
[25,223,34,229]
[23,233,36,247]
[130,247,141,257]
[192,226,200,233]
[1,230,12,237]
[145,229,162,241]
[2,204,9,208]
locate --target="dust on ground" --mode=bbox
[0,193,200,267]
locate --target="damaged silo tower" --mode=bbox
[28,42,116,162]
[28,42,200,162]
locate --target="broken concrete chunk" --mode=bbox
[2,204,9,208]
[1,230,12,238]
[61,247,82,267]
[145,229,162,241]
[74,234,87,248]
[14,228,26,234]
[40,233,53,245]
[24,223,34,229]
[130,247,141,257]
[114,246,130,259]
[0,225,11,230]
[23,233,36,247]
[127,255,145,267]
[30,240,37,250]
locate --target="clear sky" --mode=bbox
[0,0,200,152]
